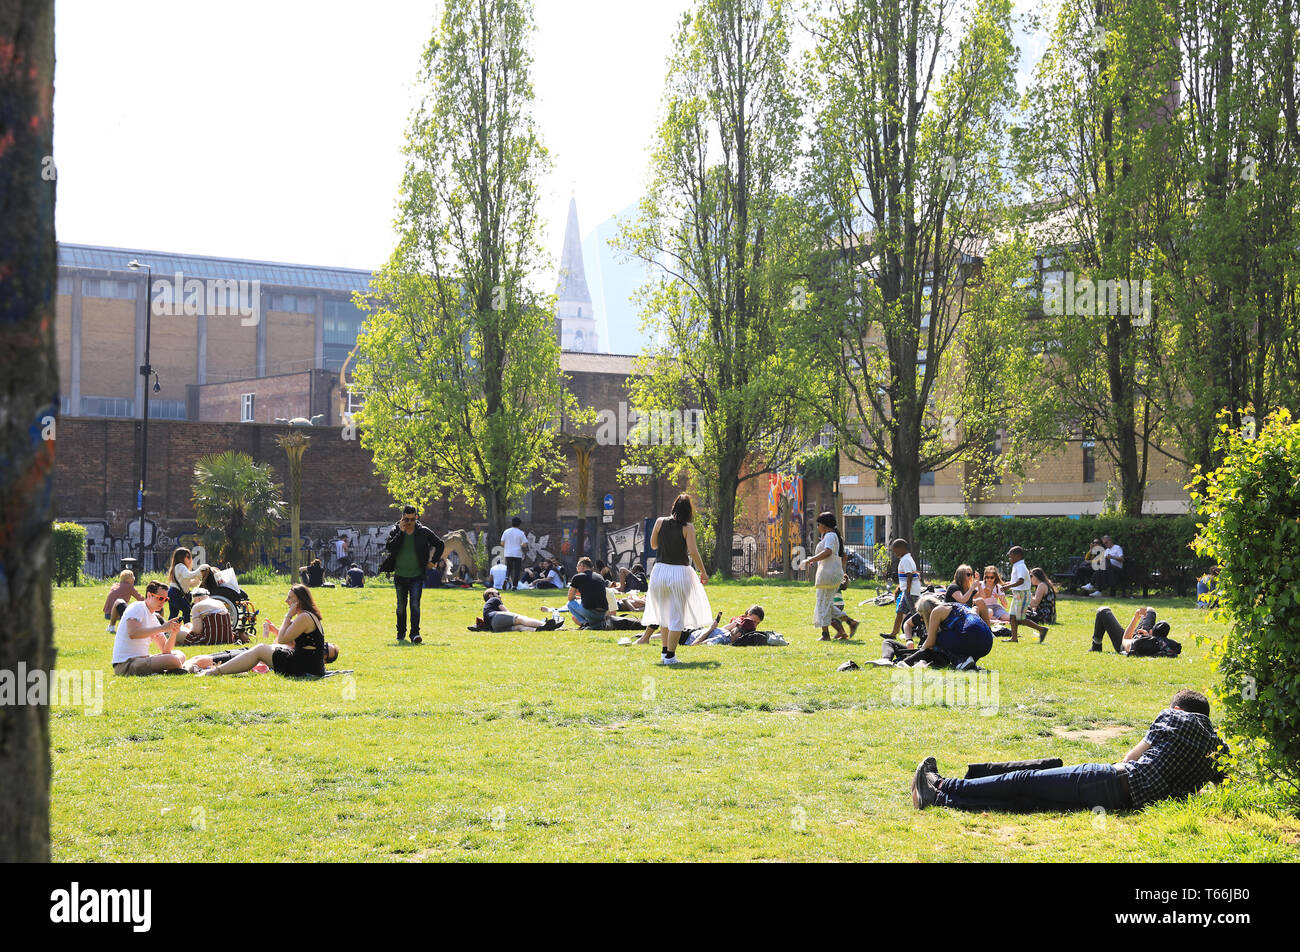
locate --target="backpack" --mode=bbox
[1127,633,1182,657]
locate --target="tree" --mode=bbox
[619,0,822,576]
[277,431,309,578]
[0,0,56,864]
[192,451,285,570]
[350,0,575,546]
[1155,0,1300,471]
[1014,0,1182,516]
[804,0,1049,545]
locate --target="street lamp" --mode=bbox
[127,259,155,571]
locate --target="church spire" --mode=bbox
[555,196,597,352]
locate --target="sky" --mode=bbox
[52,0,1047,276]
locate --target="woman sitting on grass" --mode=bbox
[976,566,1010,622]
[1027,568,1057,625]
[911,592,995,670]
[196,584,337,677]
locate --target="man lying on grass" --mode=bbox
[911,689,1228,813]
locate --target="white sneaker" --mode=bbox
[955,656,976,671]
[660,655,682,665]
[1089,591,1104,598]
[1081,583,1095,592]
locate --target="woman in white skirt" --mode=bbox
[641,493,711,665]
[806,512,846,641]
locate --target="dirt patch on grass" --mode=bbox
[1051,725,1129,742]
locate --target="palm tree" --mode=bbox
[192,451,285,569]
[276,432,309,580]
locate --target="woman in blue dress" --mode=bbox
[914,593,995,667]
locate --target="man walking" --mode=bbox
[501,516,529,590]
[381,506,444,645]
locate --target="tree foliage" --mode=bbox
[191,451,285,570]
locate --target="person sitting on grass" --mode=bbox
[882,538,923,639]
[107,598,129,633]
[911,592,994,671]
[111,581,187,676]
[103,569,144,632]
[1005,546,1049,644]
[684,606,765,645]
[299,558,327,588]
[911,689,1229,812]
[345,563,365,588]
[619,564,649,593]
[976,565,1011,622]
[1026,568,1057,625]
[1196,566,1219,608]
[944,564,990,624]
[197,585,335,677]
[477,588,561,631]
[567,557,615,629]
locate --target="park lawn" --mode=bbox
[48,580,1300,862]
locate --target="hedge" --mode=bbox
[53,521,87,587]
[915,515,1208,593]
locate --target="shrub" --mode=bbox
[1191,409,1300,789]
[52,522,87,586]
[915,514,1206,591]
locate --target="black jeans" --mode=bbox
[1093,606,1155,652]
[167,585,192,623]
[505,556,522,589]
[394,574,424,640]
[937,763,1131,812]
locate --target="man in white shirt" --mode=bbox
[500,517,529,590]
[1005,546,1048,643]
[1096,534,1125,598]
[488,560,509,590]
[111,581,186,676]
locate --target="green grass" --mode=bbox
[49,581,1300,861]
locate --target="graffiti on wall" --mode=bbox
[606,523,644,569]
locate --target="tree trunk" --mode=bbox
[713,457,742,579]
[889,477,920,560]
[0,0,56,862]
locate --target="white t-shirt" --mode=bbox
[545,569,563,587]
[818,531,841,558]
[1106,543,1124,569]
[112,601,159,664]
[1007,559,1030,593]
[489,562,508,587]
[334,538,347,559]
[171,561,203,592]
[897,552,922,596]
[501,527,528,559]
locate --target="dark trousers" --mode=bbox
[394,574,424,639]
[937,763,1130,812]
[1093,606,1155,652]
[505,556,522,589]
[167,585,192,623]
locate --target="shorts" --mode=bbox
[1010,589,1031,619]
[489,612,518,632]
[268,644,324,678]
[895,591,916,614]
[112,656,154,676]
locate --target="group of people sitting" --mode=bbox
[108,580,339,678]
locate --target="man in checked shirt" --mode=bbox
[911,690,1229,812]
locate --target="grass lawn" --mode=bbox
[49,580,1300,862]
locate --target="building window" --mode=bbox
[147,400,187,420]
[241,393,256,423]
[81,279,137,300]
[920,470,935,487]
[323,299,366,370]
[1083,438,1096,483]
[57,276,72,295]
[844,515,864,546]
[80,396,135,418]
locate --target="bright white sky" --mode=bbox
[53,0,1045,274]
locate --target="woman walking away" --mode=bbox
[807,512,846,641]
[167,547,209,623]
[197,584,336,677]
[642,494,711,665]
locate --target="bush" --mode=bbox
[915,514,1206,591]
[1191,409,1300,789]
[53,522,87,587]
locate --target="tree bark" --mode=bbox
[0,0,56,862]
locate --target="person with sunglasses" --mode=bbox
[111,580,187,676]
[379,505,445,645]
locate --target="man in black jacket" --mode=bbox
[381,506,444,644]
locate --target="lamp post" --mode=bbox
[127,259,156,571]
